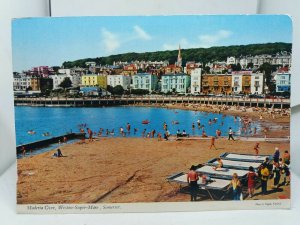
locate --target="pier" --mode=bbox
[14,96,290,109]
[16,132,85,154]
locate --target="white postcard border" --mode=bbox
[17,199,290,214]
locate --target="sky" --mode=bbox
[12,15,292,72]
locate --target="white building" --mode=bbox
[161,73,191,93]
[58,68,72,75]
[70,74,81,87]
[274,72,291,93]
[107,75,131,90]
[59,69,81,87]
[232,74,243,94]
[190,68,202,94]
[226,56,236,65]
[49,74,70,90]
[251,72,264,94]
[13,73,31,91]
[131,73,158,92]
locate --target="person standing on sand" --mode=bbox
[254,143,260,155]
[260,163,270,195]
[216,129,221,138]
[87,128,93,142]
[157,132,162,141]
[187,165,199,201]
[21,146,26,157]
[254,127,257,135]
[228,173,242,200]
[283,150,290,164]
[210,136,217,150]
[272,161,281,189]
[247,166,257,198]
[228,127,235,141]
[273,147,280,162]
[142,129,146,138]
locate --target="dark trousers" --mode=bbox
[189,181,198,201]
[228,134,235,140]
[261,179,268,194]
[233,188,240,200]
[274,173,281,187]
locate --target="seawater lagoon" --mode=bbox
[15,106,262,146]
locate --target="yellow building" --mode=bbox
[202,74,232,94]
[81,74,107,89]
[30,77,40,91]
[242,75,251,94]
[98,75,107,89]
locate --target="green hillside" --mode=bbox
[62,42,292,68]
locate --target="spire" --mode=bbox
[177,44,182,67]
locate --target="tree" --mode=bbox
[107,85,114,94]
[247,62,254,69]
[131,89,149,95]
[113,85,124,95]
[26,86,32,92]
[52,66,60,73]
[203,66,211,74]
[61,43,292,69]
[258,63,274,93]
[59,77,72,89]
[40,78,53,93]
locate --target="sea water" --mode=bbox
[15,106,262,146]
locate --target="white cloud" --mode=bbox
[198,30,232,47]
[133,25,152,40]
[100,26,152,53]
[101,28,121,53]
[163,30,233,50]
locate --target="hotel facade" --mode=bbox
[131,73,158,92]
[161,73,191,93]
[107,74,131,90]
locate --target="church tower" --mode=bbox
[176,45,182,68]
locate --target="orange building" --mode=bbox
[122,64,137,75]
[163,64,182,74]
[242,74,251,94]
[185,62,200,75]
[201,74,232,94]
[30,77,40,91]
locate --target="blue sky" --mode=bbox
[12,15,292,72]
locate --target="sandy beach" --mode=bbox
[17,137,290,204]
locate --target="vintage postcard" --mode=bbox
[13,15,291,213]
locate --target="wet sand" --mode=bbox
[17,138,290,204]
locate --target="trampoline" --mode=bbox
[167,172,231,200]
[206,158,262,170]
[220,152,271,163]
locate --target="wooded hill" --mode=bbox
[62,42,292,68]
